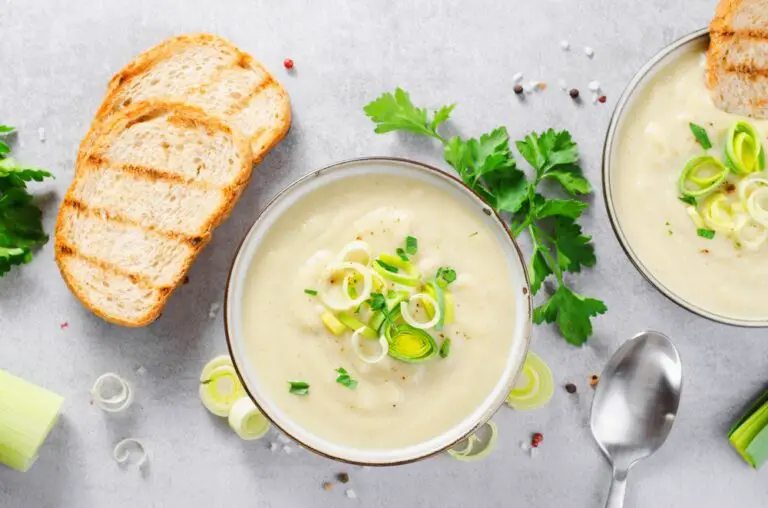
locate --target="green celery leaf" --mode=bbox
[554,217,596,273]
[430,104,456,131]
[363,88,448,139]
[535,199,588,219]
[689,122,712,150]
[530,247,553,295]
[533,285,607,346]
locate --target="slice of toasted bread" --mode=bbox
[79,33,290,166]
[707,0,768,118]
[56,101,253,326]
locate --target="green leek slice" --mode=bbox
[384,323,438,363]
[447,420,498,461]
[228,397,271,440]
[400,293,440,329]
[730,402,768,468]
[702,192,739,233]
[321,311,346,336]
[319,262,373,311]
[506,351,555,411]
[426,280,447,331]
[678,154,728,197]
[373,254,421,287]
[369,290,409,332]
[199,356,246,417]
[443,291,455,325]
[725,120,765,175]
[0,369,64,472]
[337,311,377,339]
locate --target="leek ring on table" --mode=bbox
[113,438,149,469]
[384,323,438,363]
[701,192,739,233]
[506,351,555,411]
[318,262,373,311]
[199,356,246,417]
[725,120,766,175]
[678,154,728,197]
[228,397,271,440]
[447,420,498,461]
[90,372,134,413]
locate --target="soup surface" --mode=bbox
[241,172,519,449]
[613,48,768,321]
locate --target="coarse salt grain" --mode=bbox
[283,445,292,454]
[277,434,291,444]
[558,79,568,91]
[529,447,539,458]
[560,40,570,50]
[208,302,220,319]
[512,72,523,83]
[524,81,538,94]
[520,441,531,451]
[135,366,146,376]
[37,127,45,142]
[587,80,601,92]
[585,46,595,58]
[269,442,278,452]
[345,489,357,499]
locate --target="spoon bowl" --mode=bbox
[590,331,683,507]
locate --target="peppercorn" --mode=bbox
[337,472,350,484]
[598,95,607,103]
[569,88,580,99]
[322,482,333,492]
[283,58,294,69]
[590,374,599,388]
[565,383,577,394]
[531,432,543,448]
[514,84,524,95]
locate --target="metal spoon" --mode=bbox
[590,331,683,508]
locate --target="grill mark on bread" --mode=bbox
[86,153,226,190]
[57,241,163,290]
[224,77,276,115]
[61,198,210,248]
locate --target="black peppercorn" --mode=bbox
[514,84,524,95]
[569,88,580,99]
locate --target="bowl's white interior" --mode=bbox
[226,158,531,464]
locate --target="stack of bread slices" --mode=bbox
[55,34,291,326]
[707,0,768,118]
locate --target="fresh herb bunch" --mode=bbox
[363,89,606,345]
[0,125,54,277]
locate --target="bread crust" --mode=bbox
[56,100,253,327]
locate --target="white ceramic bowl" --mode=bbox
[225,157,532,465]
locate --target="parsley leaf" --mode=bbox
[436,266,457,286]
[533,286,607,346]
[535,199,588,220]
[697,228,716,239]
[335,368,358,389]
[439,339,451,358]
[405,235,418,255]
[363,88,452,141]
[367,292,387,312]
[530,247,553,296]
[553,218,596,273]
[0,126,15,134]
[542,164,592,195]
[689,122,712,150]
[288,381,310,396]
[304,289,318,296]
[516,129,579,176]
[679,194,697,206]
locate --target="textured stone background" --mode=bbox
[1,0,766,506]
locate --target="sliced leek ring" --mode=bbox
[725,120,765,175]
[91,373,134,413]
[336,240,372,265]
[506,351,555,411]
[319,262,373,311]
[199,356,246,417]
[352,327,389,364]
[678,154,728,197]
[747,187,768,228]
[686,205,705,229]
[228,397,271,440]
[447,420,498,461]
[384,323,438,363]
[373,254,421,287]
[735,214,768,250]
[400,293,441,329]
[113,438,148,469]
[702,192,738,233]
[737,175,768,206]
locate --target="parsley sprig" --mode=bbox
[0,126,53,277]
[364,89,606,346]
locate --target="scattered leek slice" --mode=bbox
[369,290,409,332]
[373,254,421,287]
[337,311,377,339]
[228,397,271,440]
[384,323,438,363]
[678,154,728,197]
[506,351,555,411]
[427,280,447,331]
[336,240,372,265]
[737,175,768,207]
[199,356,245,417]
[443,291,455,325]
[91,372,134,413]
[702,192,738,233]
[685,206,705,229]
[729,389,768,468]
[447,420,498,461]
[746,187,768,228]
[319,262,373,311]
[0,369,64,472]
[725,120,765,175]
[113,438,148,469]
[321,311,346,336]
[400,293,441,329]
[352,327,389,364]
[735,214,768,250]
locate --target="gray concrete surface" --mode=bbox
[1,0,766,506]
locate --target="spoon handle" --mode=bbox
[604,468,628,508]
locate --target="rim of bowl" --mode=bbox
[603,27,768,328]
[224,156,533,466]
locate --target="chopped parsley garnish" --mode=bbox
[288,381,310,395]
[689,122,712,150]
[679,194,697,206]
[469,231,478,237]
[697,228,716,240]
[439,338,451,358]
[386,289,397,299]
[376,259,399,273]
[365,88,606,346]
[406,235,418,255]
[304,289,318,296]
[335,368,358,389]
[436,266,457,287]
[395,247,409,261]
[367,292,387,312]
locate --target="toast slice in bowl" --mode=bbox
[56,101,253,326]
[79,33,291,166]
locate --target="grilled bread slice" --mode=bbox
[707,0,768,117]
[56,101,253,326]
[79,33,290,166]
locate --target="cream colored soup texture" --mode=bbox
[242,173,518,449]
[614,50,768,320]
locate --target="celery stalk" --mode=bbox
[0,369,64,472]
[729,389,768,468]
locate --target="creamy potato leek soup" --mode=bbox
[614,47,768,320]
[241,172,518,449]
